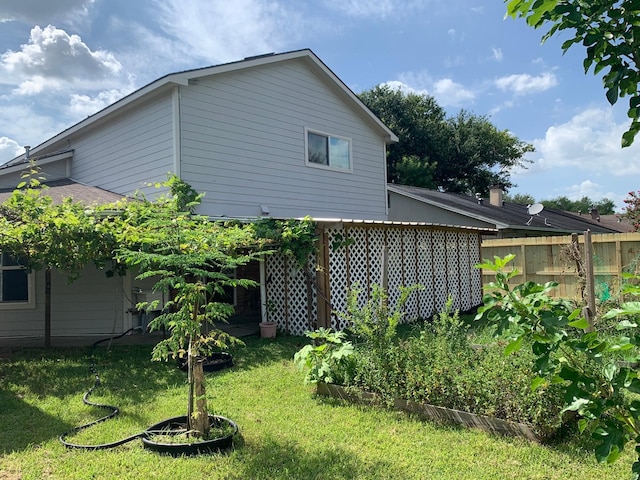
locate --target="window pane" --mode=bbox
[329,137,350,169]
[1,253,25,267]
[308,132,328,165]
[2,270,28,302]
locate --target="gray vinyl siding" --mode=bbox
[179,60,388,220]
[0,267,130,338]
[69,93,175,197]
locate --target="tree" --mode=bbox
[504,192,537,205]
[111,175,265,438]
[541,195,616,215]
[0,165,117,347]
[359,85,447,187]
[359,85,533,194]
[623,190,640,231]
[506,0,640,147]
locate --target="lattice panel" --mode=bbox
[402,229,419,320]
[367,228,385,296]
[265,253,287,327]
[286,258,311,335]
[446,231,461,311]
[431,230,448,313]
[345,227,370,311]
[327,228,349,330]
[469,234,482,306]
[386,228,404,315]
[458,233,472,312]
[415,229,434,319]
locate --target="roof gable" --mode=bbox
[3,49,397,169]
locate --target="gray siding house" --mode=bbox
[0,49,493,343]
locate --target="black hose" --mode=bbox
[59,328,150,450]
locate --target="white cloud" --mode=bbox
[153,0,305,64]
[385,72,475,107]
[0,25,123,94]
[530,108,640,177]
[491,48,503,62]
[495,72,558,95]
[0,137,23,164]
[323,0,397,18]
[0,0,94,24]
[432,78,475,106]
[68,89,131,118]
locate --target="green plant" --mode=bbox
[339,283,423,354]
[114,175,265,438]
[476,254,640,478]
[293,328,355,385]
[252,216,318,269]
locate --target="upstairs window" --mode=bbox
[306,129,352,171]
[0,253,33,308]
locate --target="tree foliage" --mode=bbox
[541,195,616,215]
[623,190,640,231]
[506,0,640,147]
[359,85,533,194]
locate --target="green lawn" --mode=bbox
[0,335,631,479]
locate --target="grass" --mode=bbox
[0,334,633,479]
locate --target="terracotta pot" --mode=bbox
[259,321,277,338]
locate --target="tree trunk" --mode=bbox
[193,358,209,437]
[45,267,51,348]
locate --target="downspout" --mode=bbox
[172,86,182,177]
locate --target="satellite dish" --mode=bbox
[528,203,544,215]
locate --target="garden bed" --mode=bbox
[316,382,541,442]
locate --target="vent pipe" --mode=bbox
[24,145,31,160]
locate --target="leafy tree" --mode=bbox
[440,110,534,194]
[504,192,537,205]
[111,175,265,438]
[359,85,533,194]
[0,165,117,347]
[359,85,447,187]
[506,0,640,147]
[541,195,616,215]
[623,190,640,231]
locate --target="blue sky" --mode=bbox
[0,0,638,211]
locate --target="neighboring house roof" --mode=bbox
[388,184,620,235]
[0,178,125,205]
[1,49,398,170]
[564,212,634,233]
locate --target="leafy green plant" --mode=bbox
[476,254,640,478]
[113,175,265,439]
[293,328,355,385]
[340,283,423,354]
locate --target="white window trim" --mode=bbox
[304,127,353,173]
[0,268,35,310]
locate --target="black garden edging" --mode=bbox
[177,352,234,372]
[316,382,541,442]
[142,415,238,456]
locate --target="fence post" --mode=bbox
[583,230,596,331]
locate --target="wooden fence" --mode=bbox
[480,232,640,301]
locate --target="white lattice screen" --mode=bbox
[265,224,483,335]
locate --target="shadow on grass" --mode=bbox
[231,435,391,479]
[0,388,73,454]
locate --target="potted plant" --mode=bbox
[259,300,278,338]
[114,176,265,455]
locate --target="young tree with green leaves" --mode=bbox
[506,0,640,147]
[110,175,267,438]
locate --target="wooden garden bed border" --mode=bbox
[316,382,541,442]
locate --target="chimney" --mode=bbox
[590,206,600,221]
[489,185,503,207]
